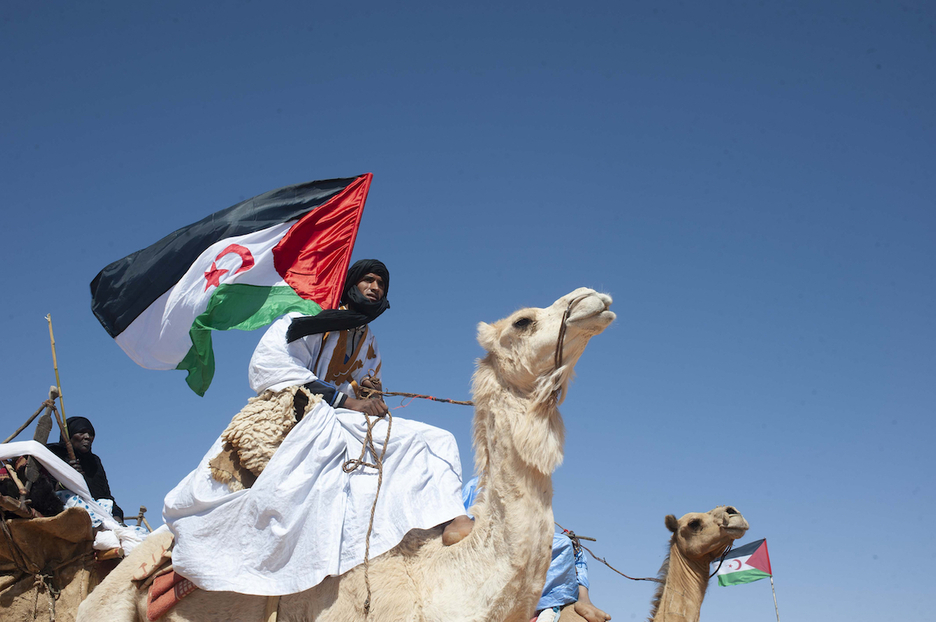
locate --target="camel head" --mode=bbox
[476,287,615,405]
[472,288,614,476]
[664,506,750,563]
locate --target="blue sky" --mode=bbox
[3,2,934,619]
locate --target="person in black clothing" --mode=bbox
[47,416,124,522]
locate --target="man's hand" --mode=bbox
[360,376,382,398]
[344,396,390,417]
[68,459,84,475]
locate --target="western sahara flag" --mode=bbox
[716,538,772,586]
[91,174,372,396]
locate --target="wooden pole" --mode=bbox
[46,314,68,429]
[3,401,49,444]
[770,576,780,622]
[45,314,76,461]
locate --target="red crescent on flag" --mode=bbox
[204,245,255,291]
[725,559,742,572]
[216,244,255,274]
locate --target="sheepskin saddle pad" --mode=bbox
[209,386,321,492]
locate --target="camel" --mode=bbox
[546,506,748,622]
[77,287,615,622]
[646,505,749,622]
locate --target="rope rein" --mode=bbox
[369,390,472,406]
[555,520,737,583]
[555,521,663,584]
[364,294,591,410]
[709,542,733,578]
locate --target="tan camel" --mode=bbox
[77,287,615,622]
[547,506,748,622]
[646,506,749,622]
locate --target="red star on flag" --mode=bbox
[203,262,228,290]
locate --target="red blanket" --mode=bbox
[146,570,197,621]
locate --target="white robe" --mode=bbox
[248,312,381,398]
[163,315,466,596]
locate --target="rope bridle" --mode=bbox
[550,293,592,403]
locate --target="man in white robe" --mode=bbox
[163,260,470,596]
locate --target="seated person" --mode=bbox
[47,416,124,522]
[463,476,610,622]
[163,259,470,596]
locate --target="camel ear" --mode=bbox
[477,322,497,350]
[665,515,679,533]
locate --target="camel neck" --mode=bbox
[652,546,709,622]
[473,391,556,535]
[464,363,562,613]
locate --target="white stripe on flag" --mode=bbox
[717,554,756,576]
[115,223,291,369]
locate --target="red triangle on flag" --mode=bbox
[273,174,372,310]
[746,540,772,575]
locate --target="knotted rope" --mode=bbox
[341,410,393,616]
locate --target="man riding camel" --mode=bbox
[163,259,472,597]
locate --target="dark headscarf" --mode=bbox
[286,259,390,343]
[65,416,95,439]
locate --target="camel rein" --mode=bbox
[556,521,662,584]
[556,522,735,583]
[365,294,589,410]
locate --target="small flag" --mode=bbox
[716,538,772,587]
[91,174,372,396]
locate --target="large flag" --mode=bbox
[91,174,373,396]
[716,538,772,586]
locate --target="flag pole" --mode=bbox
[770,576,780,622]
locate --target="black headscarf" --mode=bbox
[65,416,95,439]
[286,259,390,343]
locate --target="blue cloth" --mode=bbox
[462,477,588,610]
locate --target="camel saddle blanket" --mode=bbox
[0,508,97,622]
[209,386,319,492]
[126,528,194,621]
[146,569,197,621]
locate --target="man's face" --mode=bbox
[356,272,386,302]
[69,430,93,454]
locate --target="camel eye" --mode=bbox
[688,519,702,531]
[512,317,533,329]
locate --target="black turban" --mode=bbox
[286,259,390,343]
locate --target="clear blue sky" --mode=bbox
[3,2,933,620]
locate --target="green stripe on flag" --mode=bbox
[717,568,771,587]
[176,283,322,395]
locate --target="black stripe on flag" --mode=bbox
[91,176,364,338]
[723,538,765,560]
